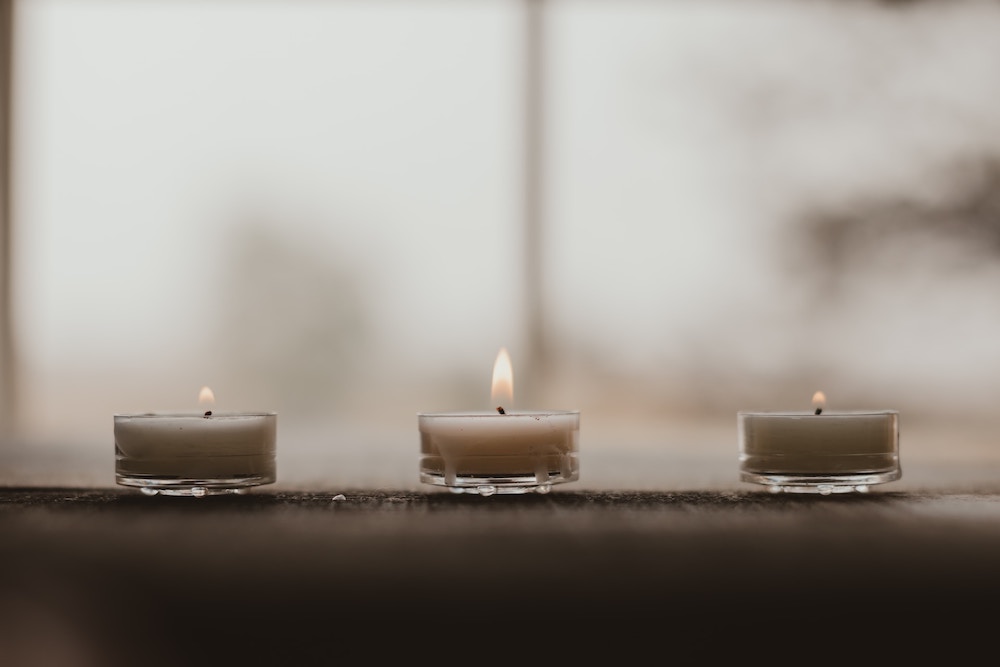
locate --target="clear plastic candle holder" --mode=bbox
[114,412,277,497]
[418,410,580,496]
[737,409,900,495]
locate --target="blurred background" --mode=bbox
[2,0,1000,490]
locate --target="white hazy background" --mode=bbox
[5,0,1000,490]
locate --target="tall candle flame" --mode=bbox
[199,386,216,407]
[812,390,826,413]
[491,347,513,410]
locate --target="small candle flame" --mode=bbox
[199,386,215,407]
[812,390,826,414]
[491,347,513,410]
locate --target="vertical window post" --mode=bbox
[523,0,547,405]
[0,0,15,436]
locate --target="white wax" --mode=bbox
[738,410,899,475]
[418,410,580,478]
[114,412,276,479]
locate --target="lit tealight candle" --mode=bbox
[738,391,901,495]
[418,347,580,496]
[114,387,277,497]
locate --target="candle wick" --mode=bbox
[496,406,506,415]
[814,407,822,415]
[204,410,213,418]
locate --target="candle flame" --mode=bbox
[199,386,215,407]
[491,347,513,409]
[812,391,826,410]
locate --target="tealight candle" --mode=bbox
[114,387,277,497]
[738,391,901,494]
[418,347,580,496]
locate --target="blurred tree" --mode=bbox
[794,158,1000,295]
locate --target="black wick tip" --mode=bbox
[496,406,506,415]
[814,407,823,415]
[204,410,213,418]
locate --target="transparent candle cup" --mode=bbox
[114,412,277,497]
[737,409,900,495]
[418,410,580,496]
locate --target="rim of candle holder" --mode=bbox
[417,409,579,418]
[114,411,277,419]
[736,409,899,417]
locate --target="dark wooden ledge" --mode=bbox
[1,486,998,662]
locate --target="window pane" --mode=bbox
[8,0,1000,490]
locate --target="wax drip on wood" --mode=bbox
[496,406,506,414]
